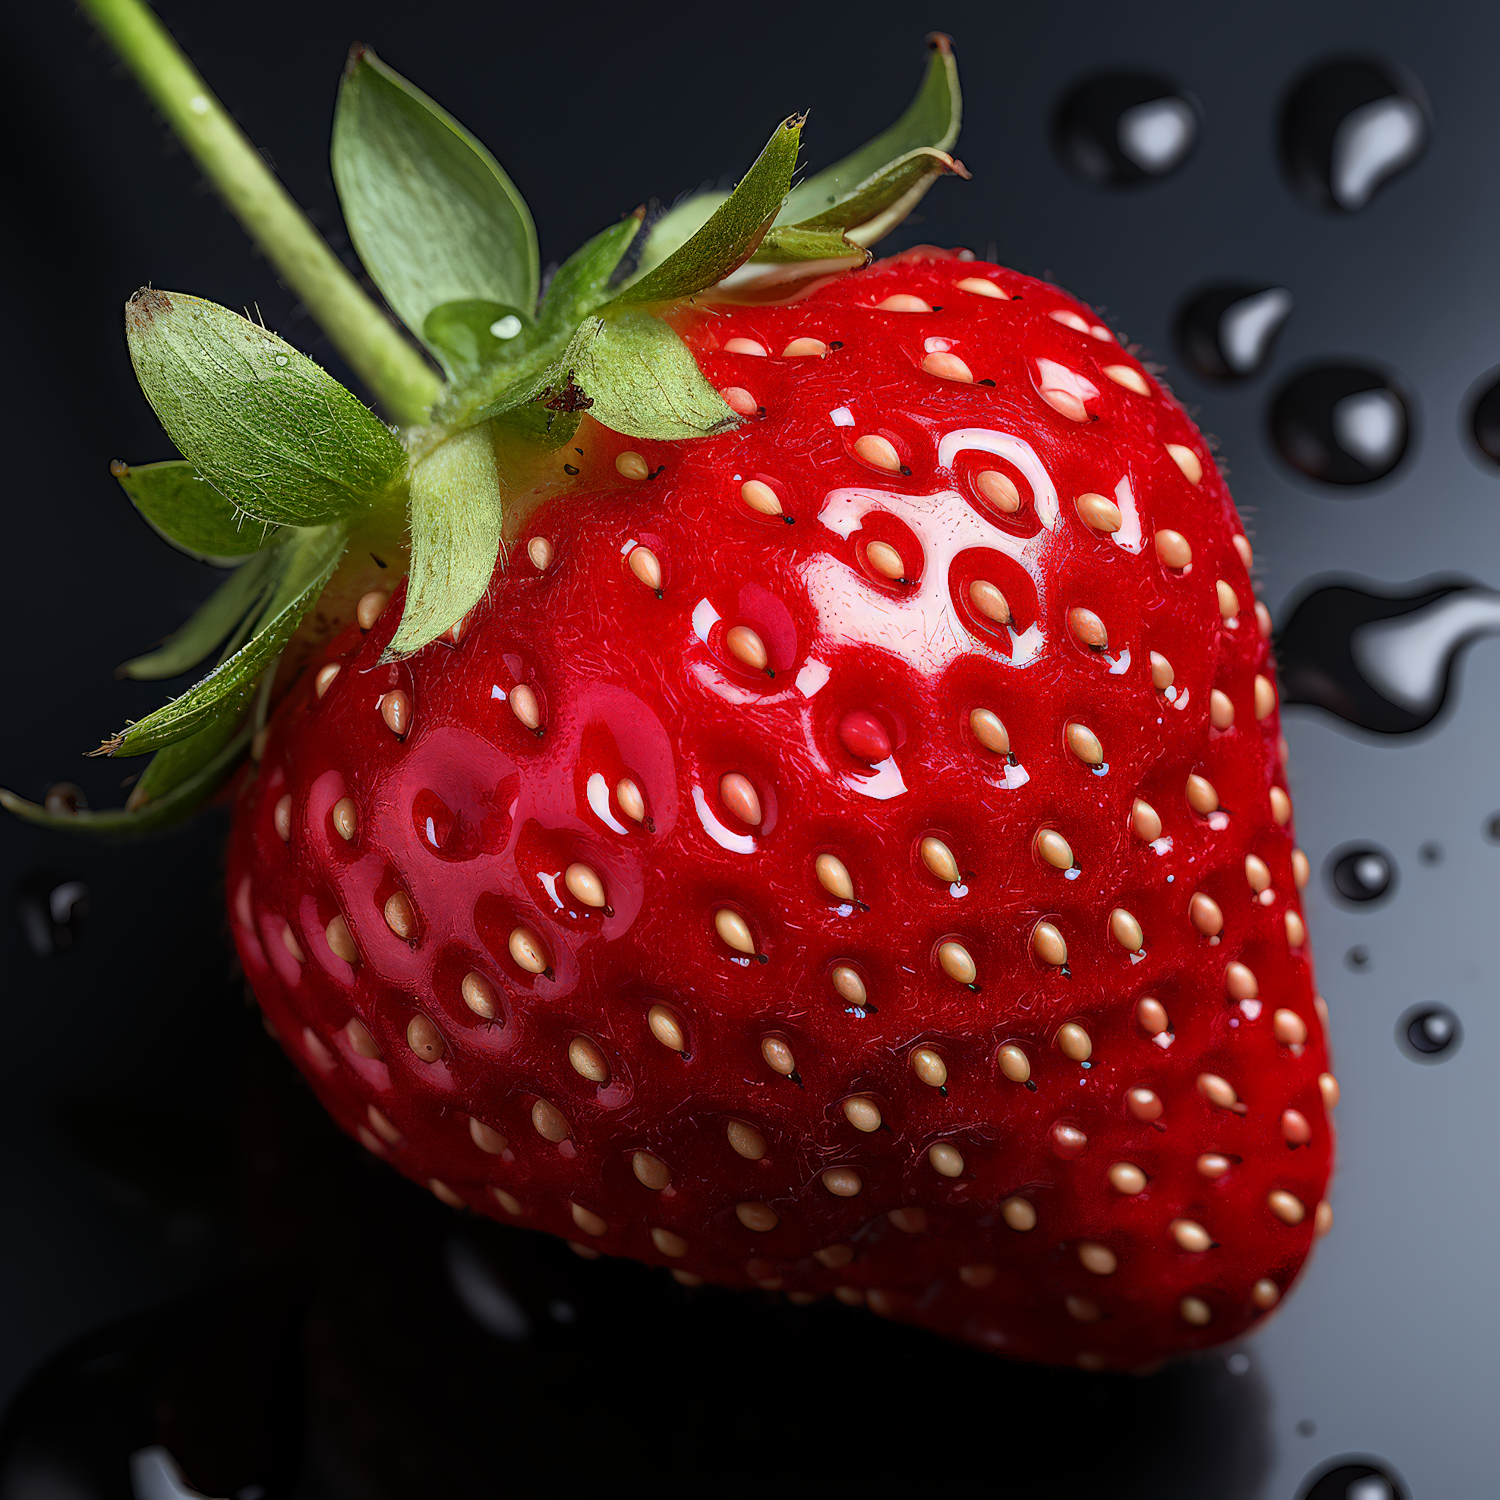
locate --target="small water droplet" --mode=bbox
[1328,845,1395,903]
[489,315,523,340]
[1176,284,1292,381]
[1053,74,1199,185]
[412,789,457,853]
[274,355,289,367]
[16,870,89,956]
[1398,1003,1462,1061]
[1270,365,1409,484]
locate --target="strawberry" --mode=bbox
[8,14,1334,1372]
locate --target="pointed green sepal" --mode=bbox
[112,458,278,561]
[126,692,249,809]
[100,523,349,758]
[614,119,802,306]
[126,290,407,529]
[0,719,253,837]
[569,311,740,440]
[384,424,504,658]
[117,546,281,681]
[332,45,540,373]
[777,33,960,226]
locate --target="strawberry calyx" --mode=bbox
[1,13,965,833]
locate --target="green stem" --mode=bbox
[81,0,441,427]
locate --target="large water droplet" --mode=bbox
[1053,74,1199,186]
[1280,58,1429,212]
[1270,365,1410,484]
[1328,845,1395,903]
[1279,579,1500,733]
[1398,1004,1462,1062]
[1177,284,1293,381]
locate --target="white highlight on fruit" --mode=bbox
[794,658,831,697]
[830,406,855,427]
[936,428,1060,530]
[1111,475,1144,554]
[692,784,756,854]
[804,428,1060,678]
[691,597,721,643]
[586,772,628,834]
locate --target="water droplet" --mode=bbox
[489,314,523,340]
[1279,579,1500,732]
[16,870,89,956]
[1298,1457,1408,1500]
[1053,74,1199,185]
[1281,57,1429,212]
[1328,845,1395,904]
[1176,284,1292,381]
[1467,367,1500,469]
[1398,1003,1462,1062]
[1270,365,1410,484]
[273,355,288,367]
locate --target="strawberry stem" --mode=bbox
[80,0,441,427]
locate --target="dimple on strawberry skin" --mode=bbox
[6,1,1334,1374]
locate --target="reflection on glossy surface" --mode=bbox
[1280,58,1429,212]
[0,1016,1276,1496]
[1053,73,1199,185]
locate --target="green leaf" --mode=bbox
[536,217,642,339]
[421,300,529,381]
[112,458,278,560]
[126,290,408,528]
[103,523,348,758]
[778,34,960,227]
[332,45,539,371]
[385,424,503,658]
[570,310,740,440]
[118,546,281,681]
[613,119,802,306]
[0,721,253,837]
[491,404,581,451]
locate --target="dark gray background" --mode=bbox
[3,2,1496,1495]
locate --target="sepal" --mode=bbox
[384,425,504,658]
[99,523,349,758]
[117,547,281,682]
[332,45,540,375]
[112,459,278,561]
[126,290,407,528]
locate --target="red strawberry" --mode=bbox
[226,249,1334,1372]
[10,23,1334,1374]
